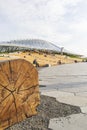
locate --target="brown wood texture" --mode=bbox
[0,59,40,130]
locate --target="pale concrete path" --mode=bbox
[39,63,87,113]
[49,114,87,130]
[41,90,87,113]
[39,63,87,130]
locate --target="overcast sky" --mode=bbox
[0,0,87,56]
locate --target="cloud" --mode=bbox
[0,0,87,55]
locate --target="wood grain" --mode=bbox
[0,59,40,130]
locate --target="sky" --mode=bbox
[0,0,87,56]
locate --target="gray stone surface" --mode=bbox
[39,63,87,113]
[49,114,87,130]
[39,63,87,90]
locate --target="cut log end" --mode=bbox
[0,59,40,130]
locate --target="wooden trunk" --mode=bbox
[0,59,40,130]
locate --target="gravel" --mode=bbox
[6,95,81,130]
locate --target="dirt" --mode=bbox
[6,95,81,130]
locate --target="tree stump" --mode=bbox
[0,59,40,130]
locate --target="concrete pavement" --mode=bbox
[39,63,87,130]
[49,114,87,130]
